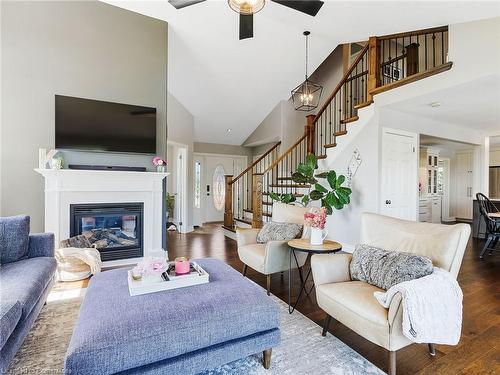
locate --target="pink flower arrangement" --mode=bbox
[152,156,165,166]
[304,207,327,230]
[133,257,168,276]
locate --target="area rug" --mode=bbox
[7,289,384,375]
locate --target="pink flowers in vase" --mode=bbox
[133,257,169,278]
[304,207,327,230]
[152,157,166,172]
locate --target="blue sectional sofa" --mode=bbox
[0,215,57,373]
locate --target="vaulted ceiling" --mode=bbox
[104,1,499,145]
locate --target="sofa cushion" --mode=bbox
[0,215,30,264]
[256,222,303,244]
[65,258,280,375]
[0,257,57,320]
[0,300,22,349]
[350,244,434,290]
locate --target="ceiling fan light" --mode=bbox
[228,0,265,15]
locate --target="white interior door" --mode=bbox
[380,128,418,220]
[203,156,239,223]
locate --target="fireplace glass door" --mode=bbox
[70,203,144,261]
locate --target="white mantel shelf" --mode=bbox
[35,168,169,267]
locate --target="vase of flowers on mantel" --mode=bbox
[152,157,166,173]
[269,154,353,245]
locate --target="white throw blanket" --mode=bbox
[56,247,103,275]
[374,267,463,345]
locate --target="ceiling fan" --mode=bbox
[168,0,324,40]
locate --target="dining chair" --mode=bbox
[476,193,500,259]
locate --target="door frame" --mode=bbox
[167,141,189,233]
[193,152,248,224]
[380,127,418,221]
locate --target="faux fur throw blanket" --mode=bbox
[374,267,463,345]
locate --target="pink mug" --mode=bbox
[175,257,190,275]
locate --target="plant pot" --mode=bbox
[310,228,328,245]
[156,165,165,173]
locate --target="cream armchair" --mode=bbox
[311,213,470,375]
[237,202,308,295]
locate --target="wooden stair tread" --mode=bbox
[324,143,337,149]
[234,217,252,225]
[277,177,294,181]
[269,184,310,188]
[340,116,359,124]
[222,225,236,233]
[354,100,373,110]
[334,130,348,136]
[316,155,327,160]
[263,192,304,197]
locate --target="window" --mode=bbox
[212,165,226,211]
[194,161,201,209]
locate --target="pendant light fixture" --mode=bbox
[291,31,323,111]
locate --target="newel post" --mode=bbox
[252,173,263,228]
[367,36,381,102]
[306,114,316,155]
[224,175,233,228]
[406,42,419,76]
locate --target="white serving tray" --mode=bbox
[128,261,209,296]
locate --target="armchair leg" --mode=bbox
[428,343,436,356]
[242,264,248,277]
[322,314,331,337]
[266,274,271,296]
[388,351,397,375]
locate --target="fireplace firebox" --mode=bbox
[70,203,144,261]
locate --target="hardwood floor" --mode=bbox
[58,223,500,374]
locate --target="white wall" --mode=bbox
[1,1,168,232]
[315,106,379,251]
[167,93,195,232]
[491,147,500,166]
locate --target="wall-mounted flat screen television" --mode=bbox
[55,95,157,154]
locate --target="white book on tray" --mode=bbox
[128,261,209,296]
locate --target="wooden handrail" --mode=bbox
[262,134,308,175]
[377,25,448,41]
[313,43,370,123]
[229,141,281,185]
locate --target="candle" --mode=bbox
[175,257,190,275]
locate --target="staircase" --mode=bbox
[223,26,452,233]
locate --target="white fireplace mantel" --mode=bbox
[35,168,169,267]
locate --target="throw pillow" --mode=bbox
[256,222,303,244]
[350,244,433,290]
[0,215,30,264]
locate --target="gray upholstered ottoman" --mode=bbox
[64,258,280,374]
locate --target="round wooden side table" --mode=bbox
[287,238,342,314]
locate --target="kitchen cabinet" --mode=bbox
[455,151,473,220]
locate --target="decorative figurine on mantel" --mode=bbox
[152,156,166,172]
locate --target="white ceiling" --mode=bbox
[104,1,500,145]
[420,134,476,150]
[385,75,500,134]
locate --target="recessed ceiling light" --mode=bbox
[226,128,232,133]
[430,102,441,108]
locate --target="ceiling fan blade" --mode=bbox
[271,0,324,16]
[239,13,253,40]
[168,0,206,9]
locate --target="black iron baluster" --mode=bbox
[432,33,436,67]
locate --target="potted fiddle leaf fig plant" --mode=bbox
[269,154,352,244]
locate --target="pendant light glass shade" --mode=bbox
[291,31,323,111]
[228,0,265,15]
